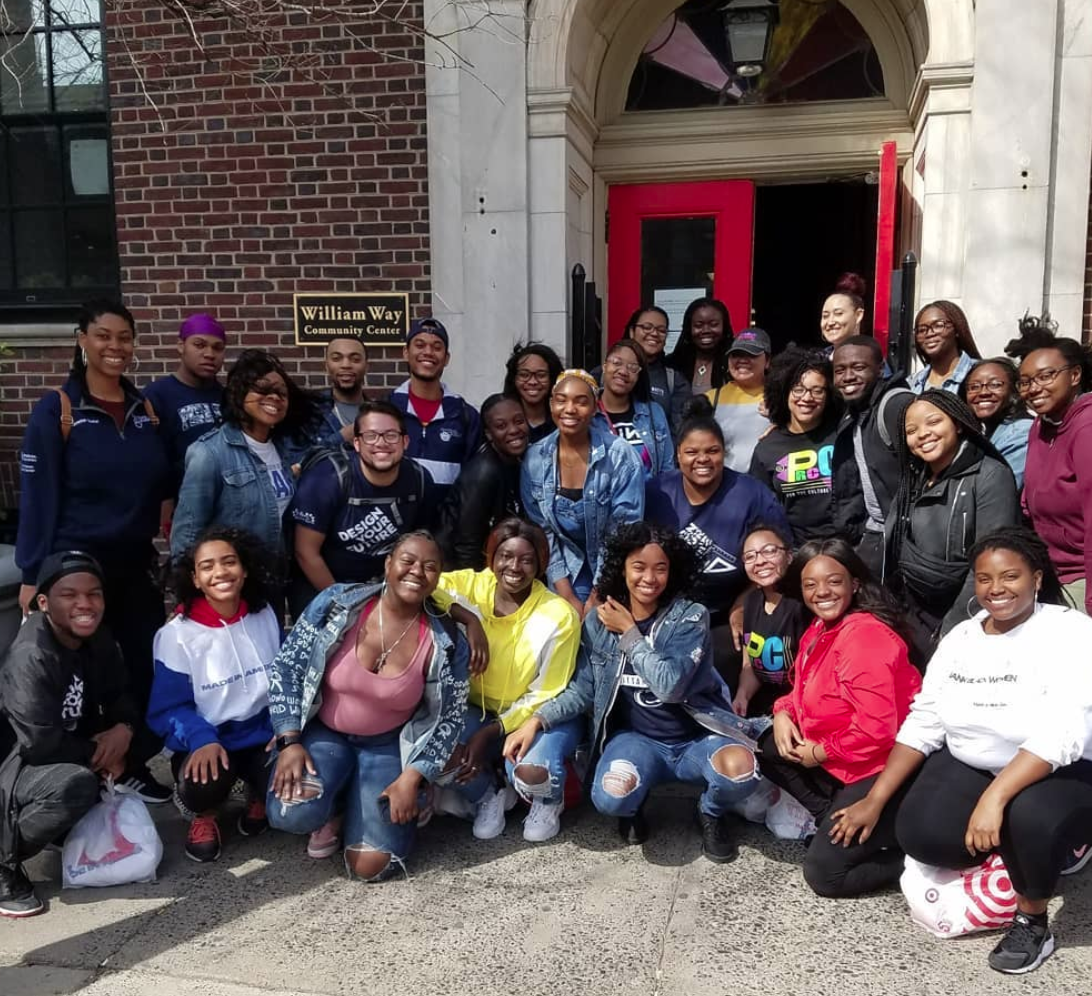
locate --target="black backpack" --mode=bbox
[297,445,428,507]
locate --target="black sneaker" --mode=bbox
[1060,843,1092,877]
[120,766,172,804]
[988,912,1055,974]
[236,797,268,838]
[698,809,739,864]
[618,806,648,845]
[0,864,44,919]
[185,815,222,863]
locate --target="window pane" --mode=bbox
[0,213,11,290]
[66,206,114,287]
[52,29,103,110]
[64,123,109,197]
[0,33,50,114]
[14,209,64,289]
[49,0,101,26]
[640,217,716,353]
[9,126,61,204]
[2,0,48,31]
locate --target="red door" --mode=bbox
[607,180,755,349]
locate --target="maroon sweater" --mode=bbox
[1022,393,1092,611]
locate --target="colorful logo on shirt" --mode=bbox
[774,445,833,494]
[745,632,791,684]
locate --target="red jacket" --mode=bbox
[772,612,921,785]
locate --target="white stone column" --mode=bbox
[423,0,531,404]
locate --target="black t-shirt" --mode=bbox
[741,589,808,688]
[748,422,839,544]
[612,613,704,744]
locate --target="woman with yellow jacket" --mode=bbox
[434,518,581,843]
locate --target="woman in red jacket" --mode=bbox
[756,537,922,898]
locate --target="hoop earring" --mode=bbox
[130,353,141,372]
[80,347,88,366]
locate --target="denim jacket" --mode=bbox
[593,400,675,478]
[520,425,645,587]
[171,423,294,560]
[266,581,469,782]
[537,598,756,756]
[988,416,1033,489]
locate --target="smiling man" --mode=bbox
[0,552,140,918]
[389,318,481,502]
[319,335,369,443]
[830,336,914,575]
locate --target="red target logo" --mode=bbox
[962,855,1017,930]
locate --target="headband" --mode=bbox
[555,368,599,393]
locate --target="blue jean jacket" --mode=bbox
[592,400,675,479]
[537,598,756,757]
[171,423,294,559]
[520,425,645,587]
[989,416,1033,489]
[266,581,470,782]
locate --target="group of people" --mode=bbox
[3,279,1092,978]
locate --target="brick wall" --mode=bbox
[0,1,430,513]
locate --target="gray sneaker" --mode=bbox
[0,864,44,918]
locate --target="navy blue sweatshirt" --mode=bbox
[16,376,170,584]
[142,374,223,494]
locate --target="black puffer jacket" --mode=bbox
[0,613,138,864]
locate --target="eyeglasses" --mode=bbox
[606,357,641,374]
[790,384,828,400]
[742,544,788,565]
[356,429,403,445]
[515,369,551,383]
[248,384,288,400]
[1015,365,1076,393]
[965,378,1008,396]
[914,319,954,337]
[634,322,668,338]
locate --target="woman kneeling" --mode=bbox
[266,531,469,881]
[537,523,761,862]
[833,528,1092,974]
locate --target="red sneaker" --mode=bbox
[237,798,268,838]
[185,814,221,863]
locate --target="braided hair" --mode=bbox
[1004,313,1092,392]
[913,300,981,364]
[887,390,1005,580]
[762,345,839,430]
[666,297,734,389]
[968,527,1068,609]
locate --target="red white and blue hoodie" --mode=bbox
[147,598,281,754]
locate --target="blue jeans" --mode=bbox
[454,707,584,806]
[266,722,418,867]
[590,730,760,819]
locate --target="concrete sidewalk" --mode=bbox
[3,790,1091,996]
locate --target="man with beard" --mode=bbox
[389,318,481,502]
[288,400,440,617]
[831,336,913,576]
[318,335,369,444]
[0,552,139,918]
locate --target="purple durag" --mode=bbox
[179,313,225,340]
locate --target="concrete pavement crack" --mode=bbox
[653,865,684,996]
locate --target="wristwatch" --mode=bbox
[275,733,303,751]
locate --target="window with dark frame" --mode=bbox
[0,0,117,307]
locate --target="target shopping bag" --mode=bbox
[900,854,1017,938]
[61,781,163,889]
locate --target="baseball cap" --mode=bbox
[36,551,106,599]
[407,317,449,349]
[729,328,771,356]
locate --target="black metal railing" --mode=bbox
[570,264,603,371]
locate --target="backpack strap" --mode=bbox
[54,388,73,443]
[142,397,159,428]
[875,387,912,448]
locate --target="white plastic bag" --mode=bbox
[764,786,816,840]
[900,854,1017,938]
[62,781,163,889]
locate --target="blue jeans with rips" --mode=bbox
[590,729,760,819]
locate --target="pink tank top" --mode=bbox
[318,601,431,737]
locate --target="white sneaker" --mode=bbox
[472,786,517,840]
[523,799,563,842]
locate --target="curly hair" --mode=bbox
[484,517,550,579]
[762,345,838,430]
[1004,313,1092,392]
[503,342,565,400]
[602,338,652,403]
[783,536,909,641]
[666,297,734,389]
[170,526,282,615]
[968,527,1068,609]
[596,522,701,610]
[222,349,325,445]
[956,357,1027,429]
[913,300,981,364]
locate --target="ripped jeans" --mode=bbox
[590,730,760,819]
[454,708,584,806]
[266,722,417,876]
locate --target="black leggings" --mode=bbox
[757,728,907,898]
[172,745,271,814]
[896,747,1092,901]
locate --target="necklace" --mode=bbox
[697,362,708,377]
[373,597,420,673]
